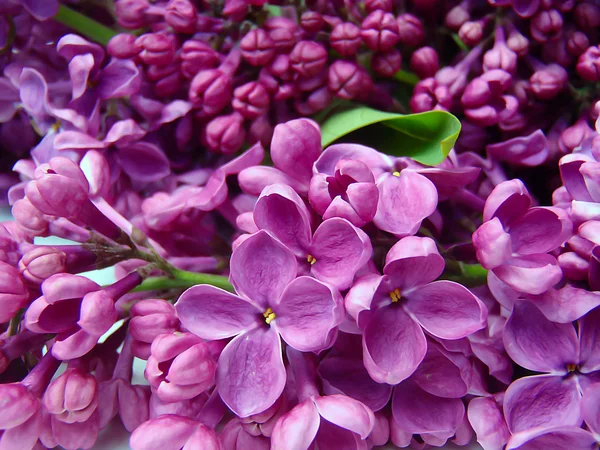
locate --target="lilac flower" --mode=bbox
[506,426,598,450]
[473,179,572,294]
[346,236,487,384]
[129,299,181,360]
[0,261,29,324]
[461,70,518,127]
[253,184,372,290]
[501,301,600,436]
[486,130,549,167]
[130,416,222,450]
[468,394,511,450]
[175,230,344,417]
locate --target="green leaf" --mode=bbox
[320,106,462,166]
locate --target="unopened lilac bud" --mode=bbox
[330,22,362,57]
[269,54,293,81]
[136,33,177,66]
[361,10,399,52]
[567,31,590,57]
[395,13,424,47]
[296,72,327,92]
[445,1,470,31]
[410,78,451,112]
[290,41,328,77]
[529,63,568,100]
[410,47,438,79]
[558,116,596,153]
[542,36,572,67]
[506,24,529,57]
[233,81,270,119]
[12,198,49,236]
[181,40,220,79]
[188,69,232,116]
[294,86,332,115]
[115,0,150,29]
[483,26,517,74]
[130,299,180,359]
[577,46,600,82]
[240,29,276,66]
[204,112,246,154]
[20,247,66,284]
[328,60,366,100]
[574,2,600,32]
[0,261,28,323]
[164,0,198,33]
[364,0,392,12]
[44,368,98,423]
[530,9,563,43]
[147,63,181,97]
[372,50,402,78]
[300,11,324,33]
[108,33,141,59]
[223,0,247,22]
[248,115,273,146]
[265,17,299,52]
[459,20,484,47]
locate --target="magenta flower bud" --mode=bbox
[372,50,402,78]
[0,261,28,323]
[328,60,367,100]
[410,77,451,112]
[410,47,439,79]
[188,69,232,116]
[136,33,177,66]
[164,0,198,33]
[330,22,362,57]
[0,383,39,430]
[530,9,563,43]
[44,368,98,424]
[80,150,110,199]
[483,26,518,74]
[364,0,392,12]
[233,81,270,119]
[204,112,246,154]
[290,41,328,77]
[574,2,600,32]
[529,63,568,100]
[567,31,590,57]
[294,86,333,115]
[223,0,247,22]
[265,17,298,52]
[248,115,274,146]
[577,46,600,82]
[300,11,324,33]
[147,63,182,97]
[12,198,50,236]
[459,20,484,47]
[181,40,220,79]
[145,332,218,402]
[240,29,276,67]
[445,1,470,30]
[361,10,399,52]
[130,299,181,360]
[107,33,141,59]
[396,13,424,47]
[19,246,66,284]
[269,54,293,81]
[558,116,596,153]
[115,0,150,29]
[506,24,529,57]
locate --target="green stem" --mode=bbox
[53,5,117,46]
[452,33,469,53]
[393,70,420,87]
[132,271,234,293]
[442,262,488,287]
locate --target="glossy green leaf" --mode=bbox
[320,106,462,166]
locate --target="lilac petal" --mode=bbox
[271,118,322,185]
[412,344,470,398]
[274,276,343,352]
[579,306,600,373]
[344,274,385,324]
[271,400,320,450]
[97,59,142,99]
[0,411,42,450]
[487,130,548,167]
[238,167,307,196]
[405,280,487,339]
[362,305,427,384]
[130,416,197,450]
[314,144,391,177]
[42,274,100,304]
[512,0,541,17]
[313,395,374,439]
[560,154,594,202]
[182,424,222,450]
[581,162,600,203]
[20,0,59,20]
[314,418,367,450]
[54,131,106,152]
[483,179,531,226]
[467,397,510,450]
[472,218,512,269]
[104,119,147,147]
[493,254,562,295]
[68,54,94,100]
[117,142,170,183]
[217,327,286,418]
[253,184,312,256]
[176,285,260,340]
[322,196,365,226]
[503,300,578,373]
[230,230,297,309]
[392,380,465,435]
[221,142,265,175]
[507,426,597,450]
[580,221,600,246]
[504,375,583,434]
[583,383,600,435]
[310,218,372,290]
[509,207,571,255]
[318,356,392,411]
[383,236,445,289]
[52,328,99,360]
[373,171,438,237]
[78,291,117,336]
[57,34,105,68]
[346,182,379,223]
[533,285,600,324]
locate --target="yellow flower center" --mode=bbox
[389,288,402,303]
[566,363,577,372]
[263,307,276,324]
[307,254,317,265]
[392,171,401,177]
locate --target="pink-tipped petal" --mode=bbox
[313,395,375,439]
[271,400,320,450]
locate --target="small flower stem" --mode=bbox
[443,261,488,287]
[393,70,420,87]
[53,4,117,46]
[131,272,234,293]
